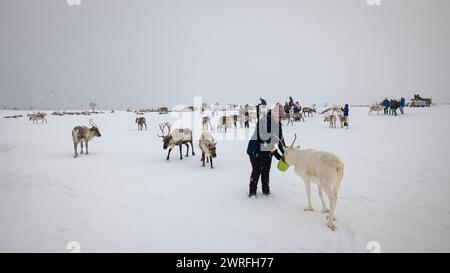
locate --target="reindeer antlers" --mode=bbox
[89,119,98,128]
[272,133,297,148]
[158,122,172,137]
[290,134,297,148]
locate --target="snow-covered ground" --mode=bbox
[1,106,450,252]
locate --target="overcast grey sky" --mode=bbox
[0,0,449,109]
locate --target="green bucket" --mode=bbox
[277,156,289,172]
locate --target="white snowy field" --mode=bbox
[1,106,450,253]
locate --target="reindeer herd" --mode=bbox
[320,107,349,129]
[13,104,348,164]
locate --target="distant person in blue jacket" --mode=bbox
[342,104,349,116]
[383,98,390,115]
[399,97,406,114]
[341,104,349,128]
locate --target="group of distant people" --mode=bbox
[382,97,406,116]
[274,97,302,119]
[238,104,251,128]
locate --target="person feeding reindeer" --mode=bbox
[246,98,285,198]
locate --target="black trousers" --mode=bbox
[249,155,272,195]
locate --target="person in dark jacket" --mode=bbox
[390,99,399,116]
[342,104,349,116]
[388,100,393,115]
[341,104,349,128]
[244,104,250,128]
[284,102,290,114]
[383,98,390,115]
[399,97,406,114]
[293,101,301,113]
[246,104,284,198]
[260,98,267,106]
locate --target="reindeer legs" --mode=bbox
[201,152,205,167]
[166,148,172,160]
[80,141,84,154]
[323,185,337,231]
[185,143,189,157]
[179,145,183,160]
[318,184,329,213]
[85,141,89,154]
[190,141,195,156]
[304,180,314,211]
[73,143,78,158]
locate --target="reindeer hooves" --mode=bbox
[304,207,314,212]
[327,222,337,231]
[321,209,330,213]
[74,154,78,158]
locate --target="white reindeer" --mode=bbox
[279,134,344,231]
[368,104,383,115]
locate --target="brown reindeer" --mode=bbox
[135,117,147,130]
[217,115,234,132]
[202,116,213,131]
[72,119,101,158]
[29,113,47,124]
[158,122,195,160]
[324,115,337,128]
[283,113,295,126]
[302,107,316,117]
[292,112,305,122]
